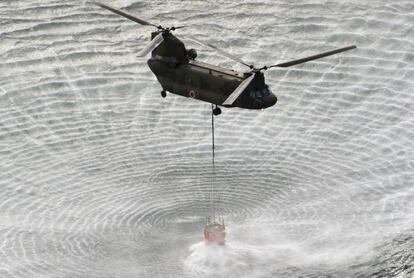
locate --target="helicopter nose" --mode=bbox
[264,94,277,108]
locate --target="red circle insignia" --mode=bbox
[189,89,196,98]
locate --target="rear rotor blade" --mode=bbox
[92,2,160,28]
[268,45,356,68]
[137,33,164,57]
[186,35,253,69]
[222,74,255,106]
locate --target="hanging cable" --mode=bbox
[211,105,215,169]
[210,104,216,218]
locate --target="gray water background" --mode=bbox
[0,0,413,277]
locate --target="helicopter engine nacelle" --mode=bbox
[187,48,197,60]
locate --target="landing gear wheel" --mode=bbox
[161,90,167,98]
[213,106,221,116]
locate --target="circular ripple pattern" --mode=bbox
[1,0,413,277]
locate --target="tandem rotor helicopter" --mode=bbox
[93,2,356,116]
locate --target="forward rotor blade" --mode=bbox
[137,33,164,57]
[186,35,253,68]
[222,74,255,106]
[174,14,234,29]
[268,45,356,68]
[92,2,159,28]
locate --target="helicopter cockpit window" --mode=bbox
[250,86,272,103]
[261,86,271,97]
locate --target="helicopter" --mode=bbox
[93,2,356,116]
